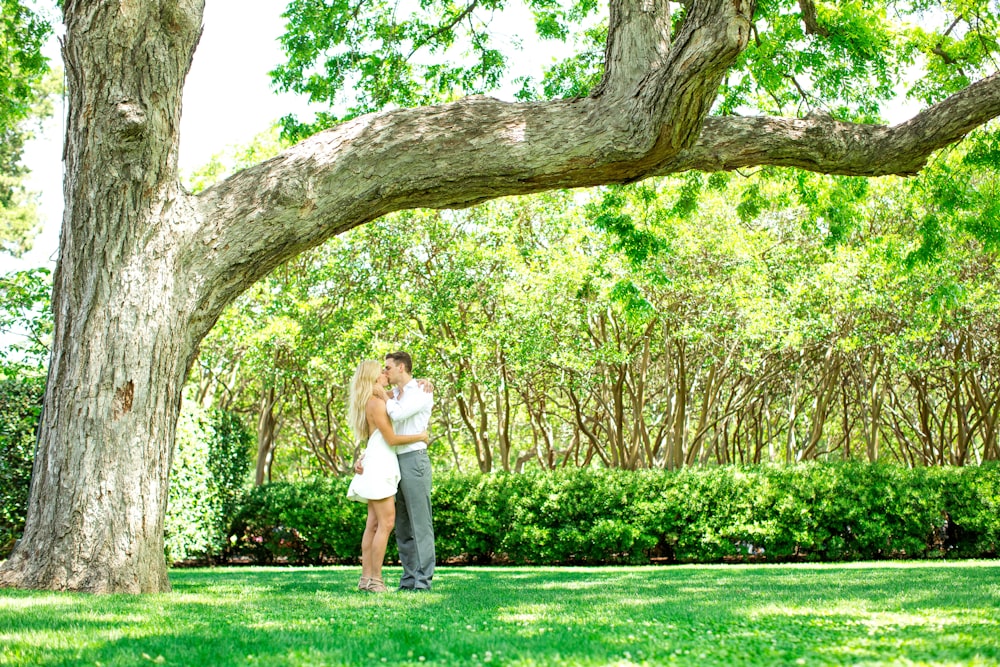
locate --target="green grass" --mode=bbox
[1,561,998,666]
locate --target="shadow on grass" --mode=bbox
[1,562,998,666]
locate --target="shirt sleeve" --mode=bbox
[385,385,434,421]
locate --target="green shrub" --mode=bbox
[165,402,256,563]
[938,463,1000,557]
[493,469,656,564]
[0,375,44,557]
[227,477,369,565]
[224,462,1000,566]
[207,408,255,538]
[165,402,219,562]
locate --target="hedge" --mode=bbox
[0,375,44,556]
[223,462,1000,566]
[164,402,255,563]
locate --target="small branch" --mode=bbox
[943,14,963,37]
[931,45,959,65]
[797,0,829,36]
[406,1,480,61]
[784,74,812,107]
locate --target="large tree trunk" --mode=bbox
[0,0,205,592]
[3,0,1000,593]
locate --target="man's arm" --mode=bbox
[385,383,434,421]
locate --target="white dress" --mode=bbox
[346,429,401,502]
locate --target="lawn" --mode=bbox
[1,561,998,666]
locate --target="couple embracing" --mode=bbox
[346,351,435,593]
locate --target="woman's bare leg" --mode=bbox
[360,504,378,583]
[369,496,396,583]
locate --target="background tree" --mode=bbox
[4,0,1000,594]
[0,0,55,256]
[187,143,999,475]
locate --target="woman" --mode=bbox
[346,360,428,592]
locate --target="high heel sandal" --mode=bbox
[367,577,388,592]
[358,576,371,591]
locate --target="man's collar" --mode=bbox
[392,378,418,397]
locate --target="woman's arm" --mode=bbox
[366,398,428,446]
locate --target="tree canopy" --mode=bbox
[273,0,1000,143]
[0,0,54,257]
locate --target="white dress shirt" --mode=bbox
[386,378,434,454]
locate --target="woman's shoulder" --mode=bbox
[365,395,386,409]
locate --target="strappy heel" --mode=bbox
[358,576,371,591]
[367,577,388,592]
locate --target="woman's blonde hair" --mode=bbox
[348,360,381,443]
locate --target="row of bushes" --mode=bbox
[224,463,1000,566]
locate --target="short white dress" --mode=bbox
[346,429,401,502]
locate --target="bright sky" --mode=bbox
[9,0,314,273]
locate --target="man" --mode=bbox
[381,351,435,591]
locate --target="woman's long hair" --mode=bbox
[348,360,381,443]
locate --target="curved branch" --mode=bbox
[188,68,1000,330]
[656,70,1000,176]
[185,0,755,320]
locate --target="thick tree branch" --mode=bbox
[186,0,755,322]
[189,68,1000,328]
[184,1,1000,331]
[655,70,1000,176]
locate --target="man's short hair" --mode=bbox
[385,351,413,374]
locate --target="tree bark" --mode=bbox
[255,385,279,485]
[4,0,1000,592]
[0,0,205,593]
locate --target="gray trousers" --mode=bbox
[396,450,435,589]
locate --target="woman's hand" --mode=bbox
[417,430,430,443]
[372,385,388,401]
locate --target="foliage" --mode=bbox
[227,476,372,565]
[207,407,256,532]
[227,463,1000,566]
[0,267,51,373]
[0,0,51,133]
[2,563,999,666]
[0,266,52,558]
[272,0,603,138]
[1,0,57,257]
[0,373,43,557]
[165,401,218,562]
[272,1,1000,140]
[164,401,256,563]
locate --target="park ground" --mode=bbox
[1,561,998,666]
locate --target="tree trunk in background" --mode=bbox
[255,386,279,485]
